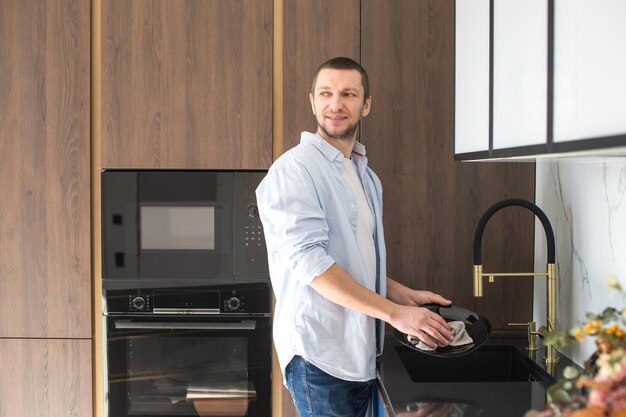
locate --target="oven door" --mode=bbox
[102,171,235,283]
[106,315,271,417]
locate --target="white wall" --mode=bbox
[534,158,626,365]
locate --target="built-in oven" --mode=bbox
[104,283,271,417]
[102,170,268,289]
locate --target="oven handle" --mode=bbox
[114,320,257,331]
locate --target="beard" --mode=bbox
[317,118,361,141]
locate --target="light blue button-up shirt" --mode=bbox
[255,132,387,382]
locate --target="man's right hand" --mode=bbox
[389,304,454,349]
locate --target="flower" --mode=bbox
[607,275,622,291]
[525,275,626,417]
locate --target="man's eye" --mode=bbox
[320,92,330,97]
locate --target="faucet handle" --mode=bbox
[508,321,535,328]
[535,325,550,338]
[508,321,540,351]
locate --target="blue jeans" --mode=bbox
[285,356,374,417]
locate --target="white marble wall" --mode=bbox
[534,158,626,365]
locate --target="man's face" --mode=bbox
[309,68,371,142]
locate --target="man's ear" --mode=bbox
[309,93,316,115]
[361,96,372,117]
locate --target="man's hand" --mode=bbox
[387,278,452,307]
[397,289,452,308]
[386,278,454,348]
[389,304,454,349]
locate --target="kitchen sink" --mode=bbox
[395,345,556,383]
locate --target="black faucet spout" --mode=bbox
[473,198,555,265]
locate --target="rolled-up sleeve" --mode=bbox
[256,166,335,285]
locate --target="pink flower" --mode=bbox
[588,388,608,408]
[609,386,626,412]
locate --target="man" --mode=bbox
[256,57,454,417]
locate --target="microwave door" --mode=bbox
[137,202,233,281]
[102,171,235,283]
[137,171,234,281]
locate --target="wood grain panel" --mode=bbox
[101,0,273,169]
[282,0,361,152]
[0,0,91,338]
[0,339,92,417]
[92,1,104,415]
[361,0,536,330]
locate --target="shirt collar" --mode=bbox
[300,131,368,163]
[351,141,366,158]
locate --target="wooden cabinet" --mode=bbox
[101,0,273,169]
[282,0,361,152]
[0,0,91,416]
[0,339,92,417]
[0,0,91,339]
[361,0,535,330]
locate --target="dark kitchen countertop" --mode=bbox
[376,333,581,417]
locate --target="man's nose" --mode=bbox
[328,96,344,112]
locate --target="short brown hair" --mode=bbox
[310,57,370,102]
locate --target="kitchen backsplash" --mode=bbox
[534,158,626,365]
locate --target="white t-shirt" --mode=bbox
[342,157,376,289]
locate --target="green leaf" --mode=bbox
[544,331,573,349]
[601,307,619,322]
[547,383,572,405]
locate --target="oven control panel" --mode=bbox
[106,284,271,315]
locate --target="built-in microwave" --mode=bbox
[102,170,268,289]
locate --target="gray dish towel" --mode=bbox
[406,321,473,351]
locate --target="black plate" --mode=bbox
[394,303,492,357]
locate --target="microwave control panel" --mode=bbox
[233,172,270,281]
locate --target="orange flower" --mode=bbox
[567,406,605,417]
[572,327,585,341]
[584,320,603,335]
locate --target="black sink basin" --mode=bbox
[395,345,556,383]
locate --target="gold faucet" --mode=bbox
[472,199,559,365]
[508,321,543,351]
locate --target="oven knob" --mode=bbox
[131,296,146,310]
[227,297,241,311]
